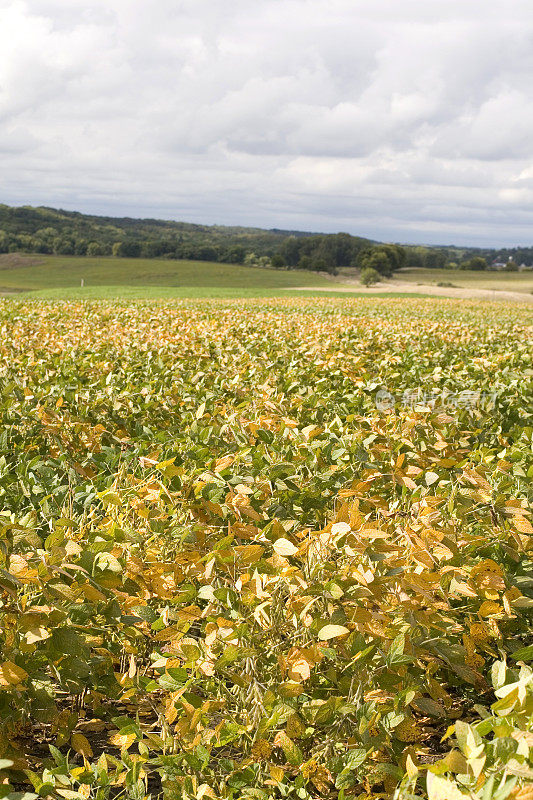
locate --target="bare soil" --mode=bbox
[0,254,45,270]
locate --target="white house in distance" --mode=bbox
[489,256,529,271]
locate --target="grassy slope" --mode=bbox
[0,254,331,291]
[3,254,531,301]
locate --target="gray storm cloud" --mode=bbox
[0,0,532,245]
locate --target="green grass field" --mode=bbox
[1,254,532,300]
[0,254,433,300]
[0,254,330,292]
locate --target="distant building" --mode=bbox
[489,257,530,271]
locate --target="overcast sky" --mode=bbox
[1,0,532,246]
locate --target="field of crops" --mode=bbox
[0,296,532,800]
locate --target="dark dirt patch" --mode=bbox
[0,254,45,270]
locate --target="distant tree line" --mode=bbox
[274,236,406,275]
[0,214,410,277]
[404,247,450,269]
[475,247,533,267]
[0,205,376,271]
[0,226,390,272]
[0,227,249,263]
[405,244,533,269]
[3,203,529,273]
[1,204,402,274]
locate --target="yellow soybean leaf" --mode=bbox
[443,750,468,774]
[81,584,107,602]
[197,786,217,800]
[318,625,350,640]
[273,538,298,557]
[273,731,302,765]
[24,627,50,645]
[510,788,533,800]
[331,522,351,535]
[358,528,389,539]
[71,734,93,758]
[427,771,468,800]
[0,661,28,686]
[109,732,137,750]
[269,765,285,783]
[278,681,305,698]
[479,601,502,616]
[406,754,419,779]
[214,455,234,472]
[513,516,533,534]
[251,739,272,761]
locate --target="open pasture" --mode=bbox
[0,255,330,293]
[397,267,533,294]
[0,295,531,799]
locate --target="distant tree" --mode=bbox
[175,243,194,260]
[220,245,246,264]
[195,245,219,262]
[312,258,328,273]
[357,247,394,277]
[381,244,406,271]
[465,256,487,271]
[333,232,356,266]
[357,244,406,276]
[360,267,380,286]
[504,260,519,272]
[310,255,331,273]
[244,252,259,267]
[280,237,301,267]
[298,255,311,270]
[16,234,34,253]
[29,237,45,253]
[87,242,105,256]
[53,237,75,255]
[112,241,141,258]
[424,249,447,269]
[405,246,426,268]
[141,240,164,258]
[271,254,285,269]
[75,239,88,256]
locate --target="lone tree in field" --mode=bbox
[360,267,381,286]
[356,244,406,277]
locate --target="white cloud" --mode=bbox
[0,0,532,244]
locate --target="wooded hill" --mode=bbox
[0,204,373,273]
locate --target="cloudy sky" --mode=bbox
[1,0,532,245]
